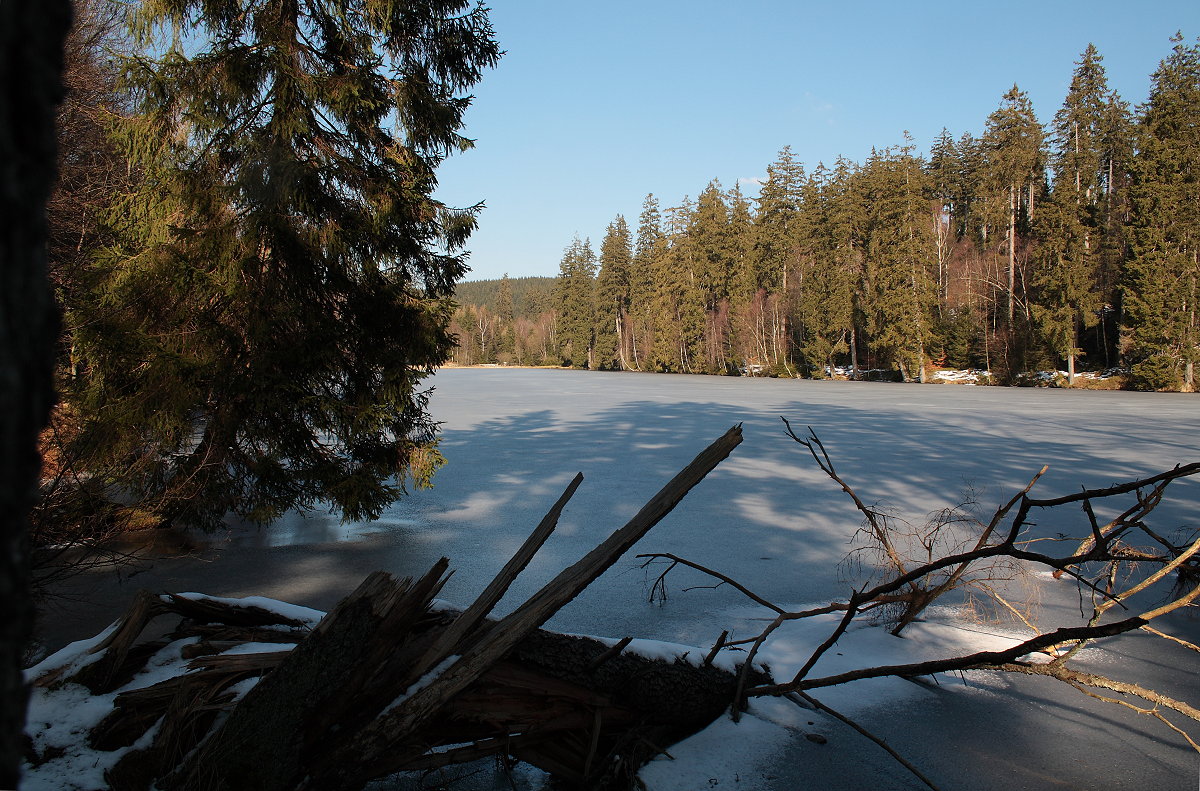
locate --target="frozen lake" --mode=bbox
[38,369,1200,790]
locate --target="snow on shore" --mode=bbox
[22,594,1028,791]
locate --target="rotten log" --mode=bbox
[150,561,454,791]
[77,588,760,791]
[156,471,588,791]
[42,590,314,694]
[65,589,168,693]
[311,424,744,791]
[29,426,749,791]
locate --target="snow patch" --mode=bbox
[23,621,121,682]
[383,654,461,712]
[639,706,793,790]
[929,368,991,385]
[173,591,325,626]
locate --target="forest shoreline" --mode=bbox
[436,361,1136,390]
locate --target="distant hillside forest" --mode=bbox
[449,40,1200,390]
[453,276,555,318]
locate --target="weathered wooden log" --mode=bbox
[156,561,452,791]
[66,590,169,693]
[91,597,759,791]
[31,426,749,791]
[42,589,314,694]
[313,425,743,791]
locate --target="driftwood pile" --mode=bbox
[28,426,757,791]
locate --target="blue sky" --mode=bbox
[433,0,1198,283]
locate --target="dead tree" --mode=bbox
[639,420,1200,787]
[26,422,1200,791]
[28,426,755,791]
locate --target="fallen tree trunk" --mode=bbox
[28,425,750,791]
[80,589,755,791]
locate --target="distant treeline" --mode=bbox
[450,40,1200,390]
[453,276,555,318]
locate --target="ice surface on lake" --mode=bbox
[33,369,1200,791]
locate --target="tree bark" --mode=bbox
[0,0,70,786]
[63,581,758,791]
[36,430,748,789]
[1007,184,1016,324]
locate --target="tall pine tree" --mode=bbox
[496,272,516,362]
[981,85,1045,326]
[1034,45,1120,383]
[690,181,735,372]
[752,146,806,294]
[555,236,597,368]
[1124,34,1200,390]
[795,160,860,377]
[65,0,499,529]
[926,128,961,306]
[594,216,633,370]
[628,194,665,371]
[653,198,705,373]
[862,141,938,382]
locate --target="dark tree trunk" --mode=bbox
[0,0,69,785]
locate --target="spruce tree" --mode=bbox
[496,273,516,362]
[1034,45,1121,383]
[1124,34,1200,390]
[862,142,938,382]
[981,85,1045,326]
[555,236,597,368]
[629,194,665,371]
[927,129,961,217]
[926,128,961,305]
[795,161,859,377]
[594,215,633,370]
[47,0,130,330]
[1033,196,1092,381]
[65,0,500,529]
[725,182,758,368]
[1096,90,1135,365]
[726,182,756,302]
[955,131,986,242]
[752,146,806,294]
[453,304,483,365]
[737,148,804,373]
[690,181,735,372]
[691,181,734,307]
[652,198,705,373]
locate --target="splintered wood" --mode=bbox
[28,426,753,791]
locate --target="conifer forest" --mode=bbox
[449,41,1200,393]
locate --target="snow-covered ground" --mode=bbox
[30,369,1200,790]
[827,365,1127,386]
